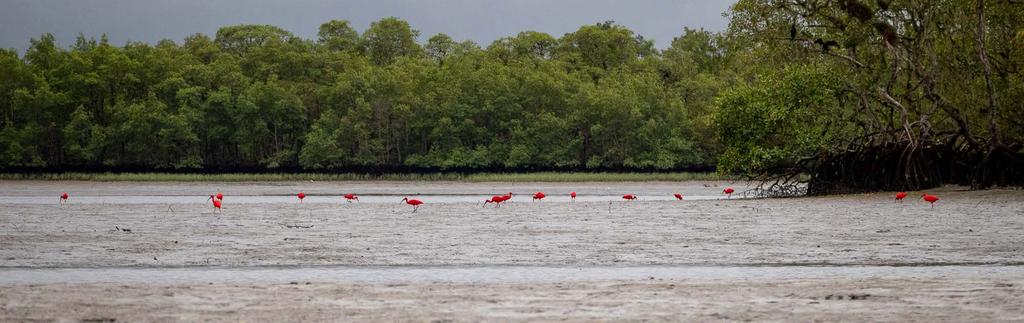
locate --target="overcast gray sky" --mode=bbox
[0,0,734,53]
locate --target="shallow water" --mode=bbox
[2,265,1022,285]
[0,194,736,205]
[3,181,1021,270]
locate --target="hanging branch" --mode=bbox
[975,0,1000,147]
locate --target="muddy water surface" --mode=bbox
[2,181,1023,321]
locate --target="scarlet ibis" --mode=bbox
[481,193,509,209]
[484,194,508,208]
[297,192,306,203]
[570,191,576,201]
[208,195,222,213]
[402,197,424,212]
[921,193,940,208]
[622,194,638,200]
[216,193,224,201]
[723,187,735,198]
[532,192,546,201]
[895,192,907,203]
[484,196,505,208]
[673,193,683,200]
[59,192,69,206]
[343,193,359,202]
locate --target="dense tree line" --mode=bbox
[0,18,728,171]
[1,1,1021,193]
[717,0,1023,192]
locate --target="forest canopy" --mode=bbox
[0,18,724,172]
[1,0,1022,193]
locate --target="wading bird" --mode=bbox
[402,197,423,212]
[485,192,513,207]
[484,195,507,208]
[895,191,907,203]
[622,194,638,200]
[343,193,359,202]
[674,193,683,200]
[59,192,69,206]
[723,187,735,198]
[922,193,940,208]
[533,192,546,201]
[208,195,222,213]
[570,191,576,201]
[297,192,306,203]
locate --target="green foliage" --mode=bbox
[62,105,100,164]
[714,65,843,175]
[362,17,423,66]
[318,20,359,53]
[0,171,728,182]
[6,9,1009,184]
[555,21,654,73]
[107,97,200,168]
[0,17,731,172]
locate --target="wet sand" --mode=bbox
[1,181,1023,321]
[4,279,1023,322]
[2,181,1022,267]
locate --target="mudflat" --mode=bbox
[4,279,1024,322]
[1,181,1022,321]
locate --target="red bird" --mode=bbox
[895,192,907,203]
[59,192,69,206]
[532,192,546,201]
[216,193,224,201]
[208,195,222,213]
[402,197,424,212]
[570,191,576,201]
[673,193,683,200]
[484,195,506,208]
[723,187,735,198]
[343,193,359,202]
[921,193,940,208]
[622,194,638,200]
[297,192,306,203]
[484,192,513,208]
